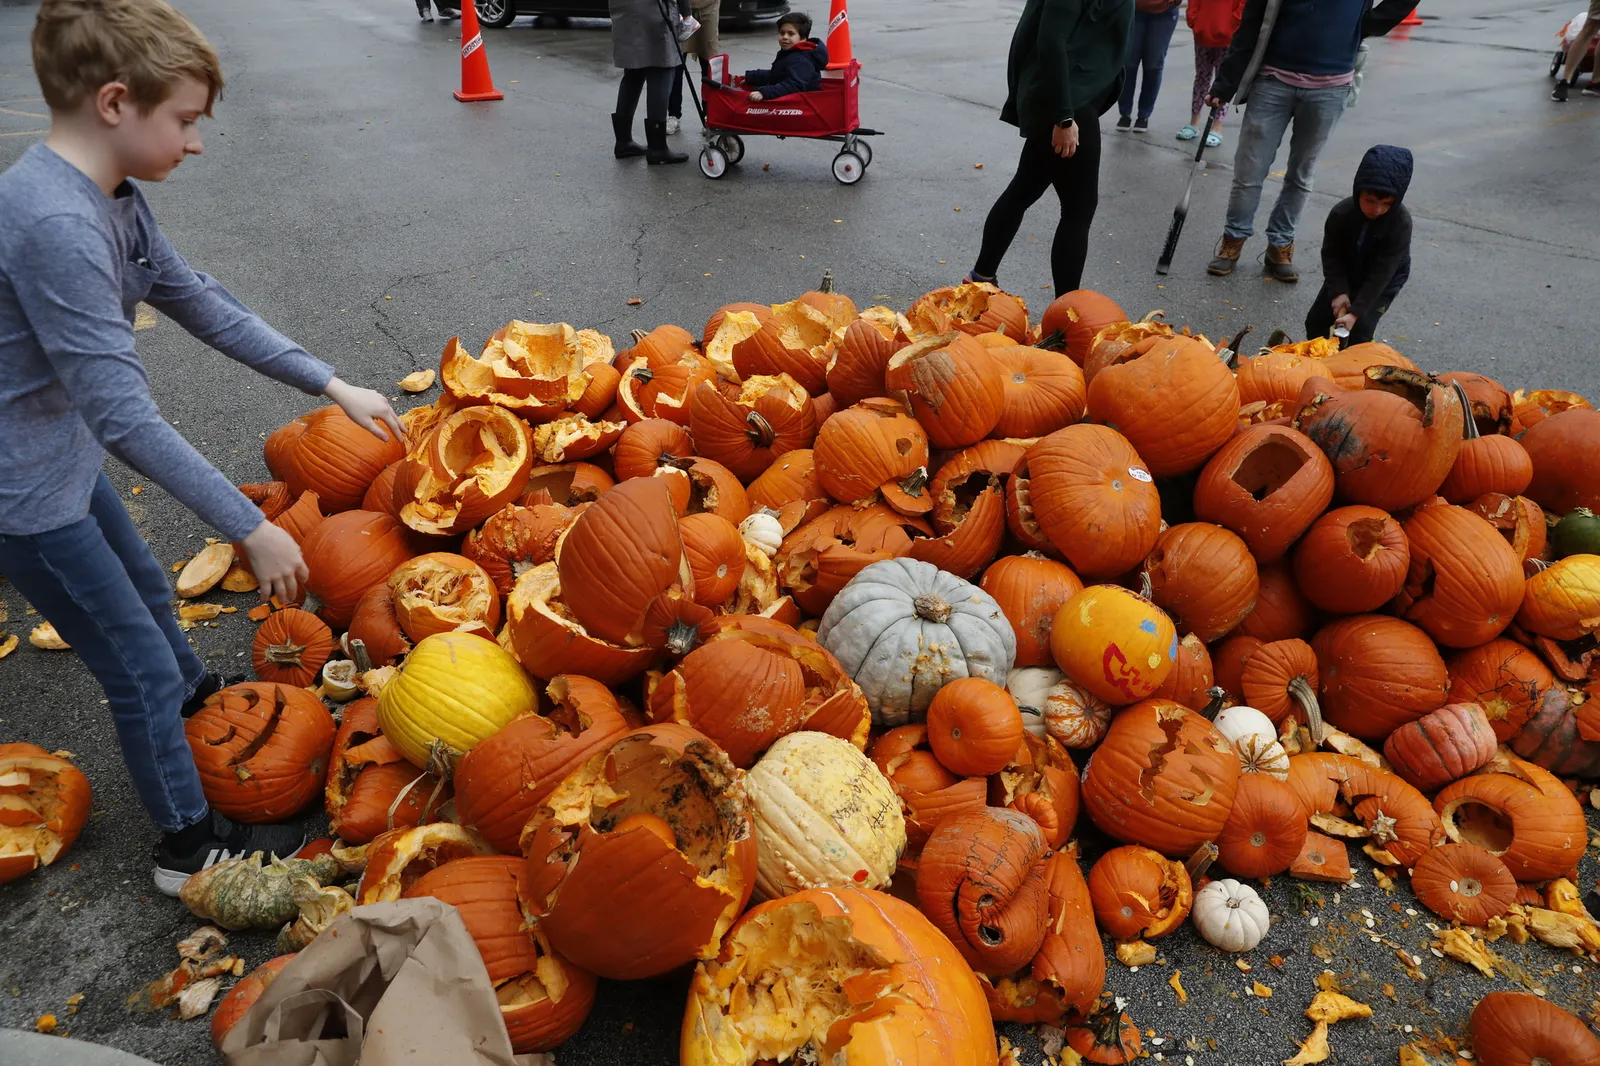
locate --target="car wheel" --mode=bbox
[476,0,517,28]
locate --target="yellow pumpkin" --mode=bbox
[376,632,537,767]
[1517,554,1600,640]
[1050,585,1177,706]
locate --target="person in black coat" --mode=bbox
[745,12,828,100]
[1305,144,1412,347]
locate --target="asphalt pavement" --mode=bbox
[2,0,1600,1062]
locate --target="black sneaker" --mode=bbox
[1552,80,1569,102]
[180,671,246,719]
[152,811,308,897]
[438,7,460,17]
[1134,116,1150,131]
[1116,114,1132,130]
[1584,84,1600,98]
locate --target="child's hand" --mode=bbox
[325,376,405,445]
[1334,312,1357,333]
[749,91,764,101]
[240,521,310,605]
[1331,293,1351,316]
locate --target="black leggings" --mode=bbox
[974,117,1104,296]
[668,58,711,119]
[617,66,675,124]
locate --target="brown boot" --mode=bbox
[1264,242,1299,282]
[1206,235,1246,276]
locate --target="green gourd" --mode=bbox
[1551,508,1600,559]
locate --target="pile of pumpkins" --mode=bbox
[74,280,1600,1063]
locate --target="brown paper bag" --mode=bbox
[220,897,521,1066]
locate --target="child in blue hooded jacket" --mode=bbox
[745,12,829,101]
[1305,144,1413,347]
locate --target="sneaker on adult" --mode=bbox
[1584,83,1600,97]
[1133,116,1149,131]
[152,810,308,897]
[1116,115,1132,131]
[438,7,460,18]
[1207,235,1246,276]
[417,6,433,19]
[1264,242,1299,283]
[665,115,681,135]
[1552,79,1570,102]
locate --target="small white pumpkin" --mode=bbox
[1008,666,1112,750]
[738,511,783,558]
[745,731,906,900]
[1212,704,1290,779]
[1192,878,1270,952]
[817,558,1016,726]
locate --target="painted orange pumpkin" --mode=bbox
[1050,585,1177,706]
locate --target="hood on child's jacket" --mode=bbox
[787,38,829,70]
[1353,144,1413,202]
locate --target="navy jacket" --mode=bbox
[745,39,828,99]
[1211,0,1414,102]
[1320,145,1414,320]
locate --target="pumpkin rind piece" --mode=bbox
[1289,830,1351,882]
[502,562,655,685]
[394,405,534,535]
[775,503,930,617]
[682,886,998,1066]
[1025,424,1161,579]
[0,750,92,885]
[358,822,495,903]
[387,552,502,642]
[439,323,612,420]
[1081,699,1240,857]
[1284,752,1443,867]
[518,723,757,981]
[817,557,1016,727]
[210,955,295,1049]
[988,732,1080,849]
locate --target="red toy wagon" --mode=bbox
[695,55,880,183]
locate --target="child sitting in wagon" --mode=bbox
[743,11,829,101]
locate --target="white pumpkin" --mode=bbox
[1007,666,1112,750]
[817,557,1016,726]
[738,511,783,558]
[1212,704,1290,779]
[745,731,906,900]
[1192,878,1270,952]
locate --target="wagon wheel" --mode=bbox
[831,150,865,185]
[718,134,745,165]
[699,145,729,179]
[853,138,873,168]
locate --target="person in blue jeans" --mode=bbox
[1116,0,1181,132]
[1203,0,1415,281]
[2,0,403,896]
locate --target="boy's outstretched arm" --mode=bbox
[1320,210,1351,304]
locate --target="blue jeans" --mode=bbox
[1224,75,1350,247]
[1119,7,1181,121]
[0,473,210,833]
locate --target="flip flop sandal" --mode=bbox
[1176,125,1199,140]
[1205,131,1224,148]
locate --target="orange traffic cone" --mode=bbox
[1399,6,1423,25]
[454,2,504,102]
[824,0,852,69]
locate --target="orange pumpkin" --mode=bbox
[1391,502,1525,648]
[689,375,817,482]
[1086,335,1239,477]
[1318,342,1419,388]
[885,332,1007,449]
[1081,699,1239,857]
[1310,615,1448,740]
[915,807,1051,975]
[1065,1010,1143,1065]
[250,608,333,688]
[1152,633,1215,712]
[648,633,808,768]
[1439,422,1533,504]
[1215,772,1306,879]
[869,725,988,852]
[1143,522,1260,643]
[1050,584,1177,706]
[1087,845,1194,940]
[323,698,403,827]
[439,323,614,421]
[981,554,1083,668]
[1193,425,1334,563]
[387,552,502,642]
[264,406,406,513]
[746,448,831,533]
[812,397,932,515]
[1520,407,1600,514]
[404,856,596,1052]
[676,512,746,608]
[272,489,325,546]
[925,678,1026,777]
[1382,702,1498,792]
[981,844,1104,1026]
[1292,505,1410,615]
[775,503,929,616]
[1233,559,1316,642]
[612,418,695,481]
[301,510,414,631]
[1240,638,1322,737]
[1211,634,1262,704]
[210,955,296,1049]
[1411,843,1517,927]
[1025,425,1161,579]
[990,346,1087,438]
[556,476,690,648]
[345,585,411,667]
[184,683,334,823]
[331,760,449,845]
[1439,371,1514,435]
[1039,289,1127,366]
[461,503,576,596]
[616,330,717,424]
[519,724,756,981]
[454,676,632,853]
[1469,991,1600,1066]
[1434,753,1586,881]
[822,308,909,408]
[393,405,533,536]
[1447,638,1556,742]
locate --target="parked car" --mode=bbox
[474,0,789,29]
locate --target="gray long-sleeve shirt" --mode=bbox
[0,144,334,543]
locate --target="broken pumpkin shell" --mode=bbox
[439,322,613,420]
[1193,424,1335,564]
[1284,752,1442,868]
[1410,842,1516,927]
[394,404,533,536]
[811,397,932,516]
[915,806,1051,976]
[1433,752,1587,881]
[689,374,818,483]
[1087,844,1194,942]
[0,748,92,885]
[987,732,1080,850]
[386,552,502,642]
[462,503,577,596]
[502,562,655,685]
[357,822,495,903]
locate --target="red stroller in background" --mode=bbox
[692,54,880,183]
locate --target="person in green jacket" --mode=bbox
[966,0,1134,296]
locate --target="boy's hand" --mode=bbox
[1334,312,1357,333]
[325,376,405,445]
[749,91,764,101]
[241,521,310,605]
[1331,293,1351,316]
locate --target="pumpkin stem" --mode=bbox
[818,269,835,294]
[630,328,649,345]
[1219,325,1253,367]
[659,453,695,471]
[263,641,308,667]
[1525,556,1551,576]
[1288,675,1325,746]
[1137,570,1154,602]
[1185,841,1219,882]
[662,618,705,656]
[899,466,929,498]
[629,365,655,385]
[349,638,374,674]
[1448,379,1481,442]
[1036,328,1067,352]
[745,410,776,448]
[1201,686,1226,720]
[423,738,459,782]
[913,594,952,624]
